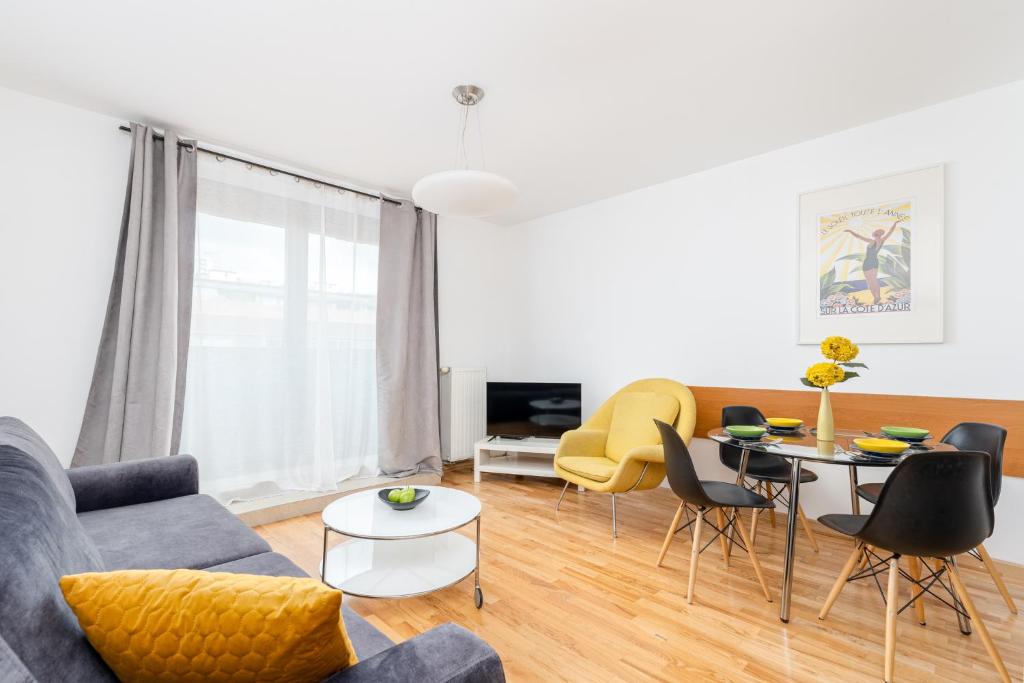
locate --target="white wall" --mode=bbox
[438,80,1024,563]
[0,86,129,465]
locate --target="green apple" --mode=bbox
[387,488,402,502]
[399,488,416,504]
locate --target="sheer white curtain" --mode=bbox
[180,154,380,502]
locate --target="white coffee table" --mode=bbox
[320,485,484,608]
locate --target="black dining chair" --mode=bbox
[818,450,1010,683]
[653,419,774,605]
[856,422,1016,615]
[720,406,819,551]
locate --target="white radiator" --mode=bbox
[439,367,487,463]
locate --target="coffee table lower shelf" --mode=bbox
[321,532,481,606]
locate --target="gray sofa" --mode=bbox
[0,417,505,683]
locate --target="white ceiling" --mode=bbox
[2,1,1023,225]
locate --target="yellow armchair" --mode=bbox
[554,378,696,537]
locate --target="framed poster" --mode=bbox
[798,165,944,344]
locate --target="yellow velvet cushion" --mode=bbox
[605,392,679,461]
[60,569,357,683]
[557,455,619,482]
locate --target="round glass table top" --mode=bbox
[707,427,955,467]
[322,486,481,539]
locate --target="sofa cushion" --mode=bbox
[605,392,679,462]
[207,552,396,662]
[556,456,619,483]
[0,416,75,510]
[78,494,271,570]
[61,569,358,682]
[0,445,115,682]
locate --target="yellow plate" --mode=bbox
[766,417,803,428]
[853,438,909,455]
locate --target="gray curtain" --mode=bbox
[376,201,443,477]
[72,124,197,466]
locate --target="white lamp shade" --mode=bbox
[412,170,518,218]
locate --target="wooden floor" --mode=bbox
[254,465,1024,682]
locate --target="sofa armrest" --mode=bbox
[66,455,199,513]
[324,623,504,683]
[555,428,608,459]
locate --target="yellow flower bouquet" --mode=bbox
[800,336,868,441]
[800,336,867,388]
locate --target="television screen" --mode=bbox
[486,382,582,439]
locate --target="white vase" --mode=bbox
[817,387,835,442]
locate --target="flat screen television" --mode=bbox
[486,382,582,439]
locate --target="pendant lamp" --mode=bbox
[412,85,518,217]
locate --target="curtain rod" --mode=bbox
[117,125,407,207]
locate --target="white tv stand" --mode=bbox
[474,436,578,487]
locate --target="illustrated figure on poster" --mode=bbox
[843,218,901,305]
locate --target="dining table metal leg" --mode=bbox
[848,465,860,515]
[780,458,802,623]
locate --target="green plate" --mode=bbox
[725,425,766,439]
[881,426,930,441]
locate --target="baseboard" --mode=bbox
[231,472,442,526]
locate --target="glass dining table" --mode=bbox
[706,427,956,623]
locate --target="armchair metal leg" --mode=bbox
[611,493,617,538]
[555,481,570,511]
[945,559,1012,683]
[976,543,1018,614]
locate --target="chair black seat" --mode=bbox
[701,481,775,509]
[856,482,882,505]
[819,513,869,537]
[720,450,819,483]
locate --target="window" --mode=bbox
[180,155,380,502]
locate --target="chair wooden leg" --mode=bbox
[976,543,1018,615]
[884,556,899,683]
[819,543,863,620]
[945,559,1012,683]
[715,508,731,568]
[907,556,927,625]
[796,503,820,553]
[767,484,777,527]
[857,544,873,571]
[733,510,772,602]
[750,483,763,545]
[657,502,686,567]
[687,509,705,604]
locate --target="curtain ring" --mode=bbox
[215,154,225,162]
[245,162,253,170]
[269,169,278,176]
